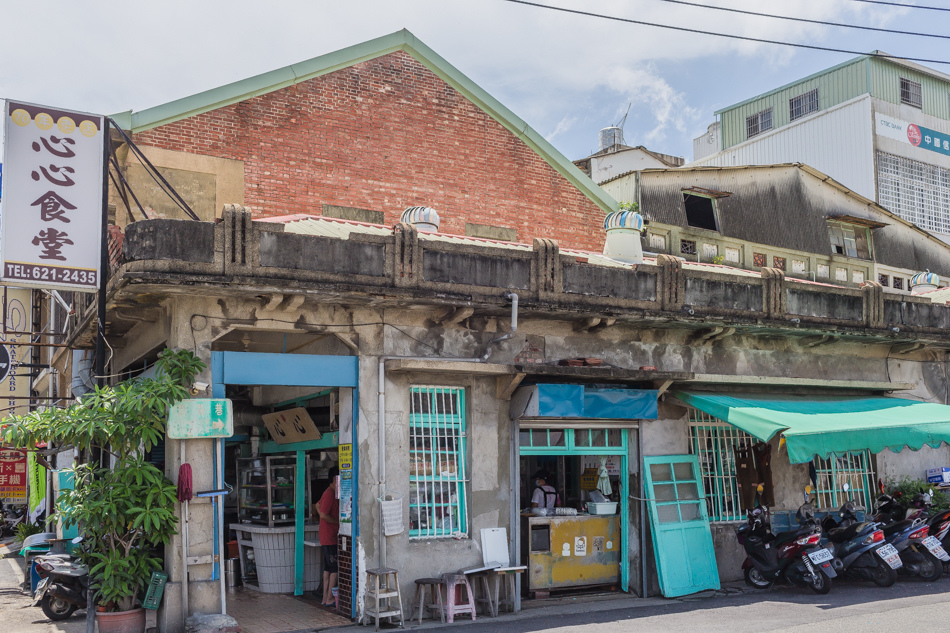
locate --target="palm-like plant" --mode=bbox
[2,348,204,611]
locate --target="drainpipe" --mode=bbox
[377,292,518,568]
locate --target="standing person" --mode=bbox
[530,470,560,514]
[315,467,340,608]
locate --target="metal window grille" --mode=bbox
[893,276,904,290]
[789,88,819,121]
[900,77,923,108]
[408,386,468,539]
[688,411,756,522]
[877,151,950,235]
[878,274,890,286]
[680,239,697,255]
[811,451,876,511]
[746,108,773,139]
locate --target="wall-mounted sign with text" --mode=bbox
[1,101,104,292]
[876,113,950,158]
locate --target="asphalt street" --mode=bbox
[4,535,950,633]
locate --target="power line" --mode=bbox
[845,0,950,12]
[500,0,950,66]
[656,0,950,40]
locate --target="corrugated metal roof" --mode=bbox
[917,287,950,304]
[265,214,393,238]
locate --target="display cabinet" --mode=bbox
[236,455,311,527]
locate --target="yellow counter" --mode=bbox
[521,514,621,593]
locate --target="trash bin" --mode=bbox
[225,558,239,588]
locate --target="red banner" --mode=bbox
[0,447,27,503]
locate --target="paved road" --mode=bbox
[0,553,86,633]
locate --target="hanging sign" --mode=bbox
[0,447,27,504]
[167,398,234,439]
[262,407,321,444]
[1,101,104,292]
[1,287,31,420]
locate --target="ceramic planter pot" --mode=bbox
[96,607,146,633]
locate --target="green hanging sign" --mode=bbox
[167,399,233,439]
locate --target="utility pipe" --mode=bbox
[377,292,518,568]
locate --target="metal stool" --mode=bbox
[441,573,476,623]
[410,577,445,624]
[362,567,404,630]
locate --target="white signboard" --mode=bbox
[1,101,103,292]
[1,287,30,420]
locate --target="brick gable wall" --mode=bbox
[133,51,607,251]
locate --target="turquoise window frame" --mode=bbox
[408,386,469,539]
[812,451,877,511]
[519,428,628,455]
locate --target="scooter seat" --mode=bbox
[827,523,867,544]
[883,519,912,537]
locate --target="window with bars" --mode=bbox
[900,77,922,108]
[811,451,876,511]
[688,412,756,522]
[746,108,773,139]
[789,88,819,121]
[408,386,468,539]
[877,151,950,234]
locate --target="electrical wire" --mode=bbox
[844,0,950,12]
[500,0,950,66]
[655,0,950,40]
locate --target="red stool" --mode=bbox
[440,573,476,623]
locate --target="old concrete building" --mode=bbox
[37,30,950,633]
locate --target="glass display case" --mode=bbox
[237,455,311,527]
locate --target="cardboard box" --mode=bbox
[926,467,950,484]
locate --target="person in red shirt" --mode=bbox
[315,467,340,607]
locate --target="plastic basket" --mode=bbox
[381,494,405,536]
[587,502,618,515]
[142,571,168,610]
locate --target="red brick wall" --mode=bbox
[133,51,606,251]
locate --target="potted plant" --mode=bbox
[2,349,203,632]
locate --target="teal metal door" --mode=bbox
[643,455,719,597]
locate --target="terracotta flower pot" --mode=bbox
[96,607,146,633]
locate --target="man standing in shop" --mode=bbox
[316,467,340,608]
[530,470,560,515]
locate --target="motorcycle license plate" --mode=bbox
[807,548,833,564]
[876,544,902,569]
[33,577,48,602]
[922,536,950,562]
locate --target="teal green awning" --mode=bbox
[674,391,950,464]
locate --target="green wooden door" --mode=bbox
[643,455,719,597]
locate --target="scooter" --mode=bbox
[873,488,948,581]
[736,485,838,594]
[902,489,950,573]
[33,538,88,621]
[819,483,899,587]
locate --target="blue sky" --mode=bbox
[2,0,950,164]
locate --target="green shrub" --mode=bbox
[884,475,950,512]
[14,519,44,545]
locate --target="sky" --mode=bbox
[2,0,950,164]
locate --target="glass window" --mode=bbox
[900,77,923,108]
[812,452,877,511]
[746,108,773,139]
[688,411,757,522]
[877,151,950,235]
[789,88,819,121]
[828,221,871,259]
[409,386,468,539]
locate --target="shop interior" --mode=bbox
[222,382,343,614]
[518,428,628,599]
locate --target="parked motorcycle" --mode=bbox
[0,503,26,537]
[872,487,948,581]
[736,486,838,594]
[819,485,899,587]
[33,539,88,621]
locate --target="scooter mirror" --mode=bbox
[930,488,934,497]
[756,484,764,493]
[842,483,850,493]
[805,485,812,495]
[71,536,83,544]
[879,478,885,493]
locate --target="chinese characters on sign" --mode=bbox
[876,114,950,158]
[1,101,104,292]
[1,288,31,420]
[0,448,27,504]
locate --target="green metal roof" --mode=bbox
[110,29,617,215]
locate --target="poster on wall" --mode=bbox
[338,443,353,535]
[1,101,104,292]
[1,287,31,420]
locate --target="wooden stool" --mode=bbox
[410,577,444,624]
[490,566,526,614]
[466,571,495,617]
[440,573,476,623]
[362,568,404,630]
